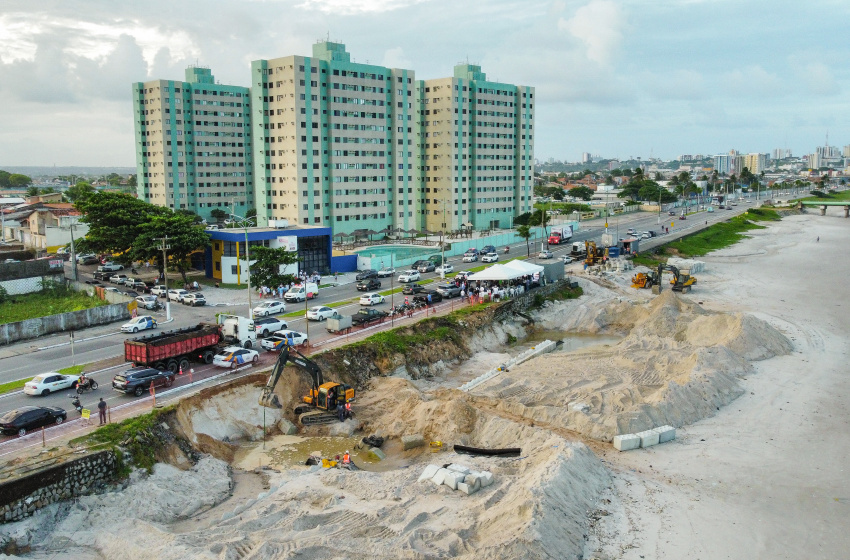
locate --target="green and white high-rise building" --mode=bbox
[131,67,253,220]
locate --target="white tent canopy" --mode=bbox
[503,260,544,274]
[467,264,525,281]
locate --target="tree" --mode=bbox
[10,174,32,188]
[568,186,594,201]
[248,246,299,289]
[0,170,10,189]
[132,212,211,283]
[512,212,532,226]
[245,208,257,219]
[65,181,95,203]
[127,175,137,188]
[529,208,550,240]
[638,183,677,204]
[516,225,532,256]
[26,186,40,197]
[210,208,228,222]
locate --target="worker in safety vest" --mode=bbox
[345,401,352,419]
[343,451,351,465]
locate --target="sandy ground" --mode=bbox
[583,212,850,559]
[2,211,848,559]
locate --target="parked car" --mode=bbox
[435,283,461,298]
[669,211,676,216]
[103,287,120,293]
[24,373,82,396]
[77,254,99,265]
[109,274,128,284]
[121,315,157,333]
[253,300,286,316]
[679,215,687,220]
[376,266,396,278]
[128,281,148,291]
[351,308,388,326]
[355,269,378,281]
[482,253,499,263]
[413,291,443,305]
[402,283,426,295]
[122,290,140,298]
[563,255,574,264]
[135,295,160,310]
[98,262,124,272]
[626,228,637,236]
[85,279,102,286]
[398,270,421,283]
[481,245,497,254]
[0,406,67,436]
[306,306,337,321]
[359,292,385,306]
[463,248,479,257]
[112,367,175,397]
[213,346,260,367]
[182,293,206,306]
[261,330,308,351]
[641,232,652,239]
[462,253,479,263]
[435,264,454,274]
[455,271,472,281]
[356,278,382,291]
[255,317,289,337]
[167,289,189,302]
[150,285,168,297]
[92,271,108,280]
[538,250,554,259]
[416,261,436,273]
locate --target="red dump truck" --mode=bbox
[124,323,222,373]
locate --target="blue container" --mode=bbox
[607,246,620,258]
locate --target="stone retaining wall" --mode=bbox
[0,450,118,523]
[0,301,130,345]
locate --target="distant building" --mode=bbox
[581,152,591,163]
[713,154,732,174]
[742,153,767,175]
[132,67,253,221]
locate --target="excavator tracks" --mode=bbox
[298,410,341,425]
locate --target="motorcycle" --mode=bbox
[69,395,83,415]
[76,379,99,394]
[504,246,510,254]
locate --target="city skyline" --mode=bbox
[0,0,847,166]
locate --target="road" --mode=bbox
[0,195,780,422]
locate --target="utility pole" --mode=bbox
[156,236,171,322]
[68,222,78,282]
[230,206,254,320]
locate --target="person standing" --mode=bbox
[345,400,352,419]
[337,401,345,422]
[98,398,107,425]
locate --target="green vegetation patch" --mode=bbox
[74,405,175,475]
[0,286,109,325]
[57,365,84,375]
[0,379,28,396]
[802,189,850,202]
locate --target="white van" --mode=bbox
[284,282,318,303]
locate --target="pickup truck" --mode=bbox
[351,308,388,326]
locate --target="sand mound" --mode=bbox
[470,289,792,440]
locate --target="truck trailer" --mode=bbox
[125,323,223,373]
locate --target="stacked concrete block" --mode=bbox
[447,464,471,476]
[653,425,676,443]
[443,471,463,490]
[431,468,450,486]
[613,434,641,451]
[478,471,494,487]
[667,257,705,274]
[401,434,425,450]
[418,464,440,482]
[457,481,479,495]
[368,447,386,461]
[636,429,660,448]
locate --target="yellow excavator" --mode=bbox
[584,240,605,266]
[631,269,659,289]
[632,264,697,292]
[259,346,356,425]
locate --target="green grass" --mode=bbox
[57,365,84,375]
[0,288,109,325]
[801,189,850,202]
[0,379,28,396]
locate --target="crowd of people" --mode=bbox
[256,271,322,299]
[447,272,543,305]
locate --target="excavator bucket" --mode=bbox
[259,392,282,408]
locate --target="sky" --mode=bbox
[0,0,847,167]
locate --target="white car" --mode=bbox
[254,317,289,337]
[24,373,82,396]
[455,271,472,281]
[376,267,396,278]
[212,346,260,368]
[307,306,337,321]
[261,330,308,351]
[435,264,454,274]
[462,253,478,262]
[538,250,554,259]
[135,295,159,310]
[150,285,168,297]
[253,300,286,316]
[168,289,189,302]
[563,255,574,264]
[121,316,157,333]
[482,253,499,263]
[359,292,385,306]
[398,270,421,283]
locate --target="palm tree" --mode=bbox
[517,225,532,256]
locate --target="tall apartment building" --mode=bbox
[742,153,767,174]
[132,67,252,220]
[251,42,418,232]
[421,64,534,232]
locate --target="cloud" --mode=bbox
[557,0,625,66]
[788,57,840,96]
[381,47,412,70]
[641,69,706,101]
[720,65,782,98]
[294,0,432,15]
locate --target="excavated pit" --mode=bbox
[0,279,793,559]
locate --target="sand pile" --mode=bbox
[469,289,792,439]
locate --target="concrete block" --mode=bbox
[431,468,450,486]
[401,434,425,450]
[418,464,441,482]
[654,425,676,443]
[446,464,471,475]
[368,447,386,461]
[277,418,297,435]
[478,471,494,487]
[457,481,479,495]
[637,430,660,448]
[613,434,641,451]
[463,474,482,492]
[443,471,461,490]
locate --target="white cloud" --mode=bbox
[720,65,782,98]
[557,0,625,66]
[295,0,431,15]
[381,47,412,70]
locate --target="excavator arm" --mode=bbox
[259,346,324,408]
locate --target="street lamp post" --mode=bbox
[229,213,255,320]
[68,222,79,282]
[156,236,172,322]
